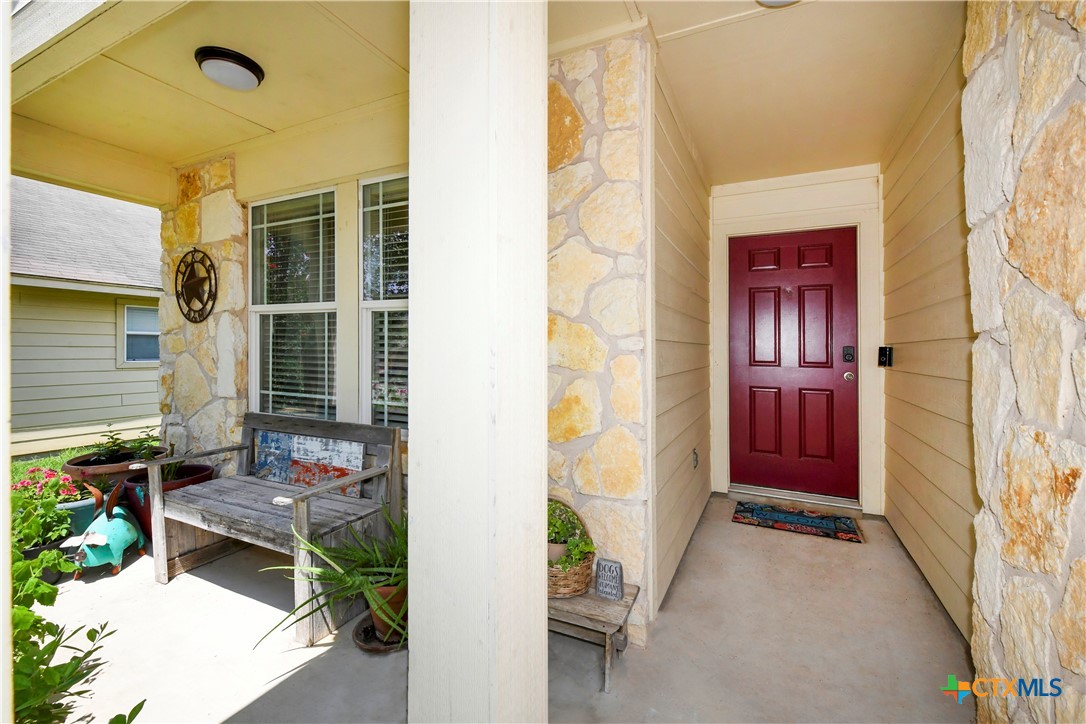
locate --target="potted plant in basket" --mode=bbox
[260,506,408,647]
[62,426,168,490]
[122,445,215,540]
[547,499,595,598]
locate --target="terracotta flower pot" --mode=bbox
[371,584,408,642]
[123,464,215,540]
[63,447,169,491]
[548,542,568,564]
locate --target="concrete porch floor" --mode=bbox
[48,496,972,723]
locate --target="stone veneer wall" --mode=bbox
[547,33,652,642]
[159,156,249,461]
[962,2,1085,722]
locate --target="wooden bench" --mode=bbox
[548,582,639,692]
[143,412,403,645]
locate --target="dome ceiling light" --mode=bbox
[194,46,265,91]
[757,0,801,7]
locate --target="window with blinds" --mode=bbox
[362,178,409,428]
[371,310,408,426]
[252,191,337,420]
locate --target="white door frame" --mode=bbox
[709,164,884,515]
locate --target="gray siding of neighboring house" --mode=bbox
[10,285,162,454]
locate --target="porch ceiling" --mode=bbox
[10,0,964,202]
[12,1,408,168]
[644,0,967,185]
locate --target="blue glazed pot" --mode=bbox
[58,495,98,536]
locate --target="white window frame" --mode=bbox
[116,301,160,369]
[247,186,339,419]
[358,173,409,428]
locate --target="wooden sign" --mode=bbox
[595,558,623,601]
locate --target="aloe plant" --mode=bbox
[259,506,407,647]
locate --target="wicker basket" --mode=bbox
[547,498,594,598]
[548,551,595,598]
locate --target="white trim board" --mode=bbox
[709,165,885,515]
[547,16,648,59]
[12,274,161,298]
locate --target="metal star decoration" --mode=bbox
[174,249,218,323]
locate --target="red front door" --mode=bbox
[728,227,859,499]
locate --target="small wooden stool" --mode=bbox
[548,582,639,692]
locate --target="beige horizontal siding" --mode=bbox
[653,75,712,608]
[10,286,162,449]
[880,46,977,638]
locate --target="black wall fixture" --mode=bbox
[175,248,218,323]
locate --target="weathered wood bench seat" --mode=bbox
[548,582,639,692]
[161,476,384,555]
[143,412,403,645]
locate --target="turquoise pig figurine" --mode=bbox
[73,482,146,579]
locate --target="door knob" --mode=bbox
[843,371,855,382]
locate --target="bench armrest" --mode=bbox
[128,443,248,470]
[270,465,390,506]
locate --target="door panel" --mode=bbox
[729,227,859,499]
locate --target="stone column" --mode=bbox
[159,156,248,459]
[546,32,654,644]
[407,2,548,721]
[962,3,1085,722]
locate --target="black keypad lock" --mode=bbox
[842,346,856,363]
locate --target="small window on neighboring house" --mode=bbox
[361,177,409,428]
[124,306,160,362]
[251,190,337,419]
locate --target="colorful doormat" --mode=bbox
[732,501,863,543]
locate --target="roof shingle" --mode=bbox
[10,176,163,290]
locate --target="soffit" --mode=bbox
[639,0,967,185]
[12,0,409,167]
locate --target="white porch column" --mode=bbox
[407,2,548,722]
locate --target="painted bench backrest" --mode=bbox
[241,412,398,499]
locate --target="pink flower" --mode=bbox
[43,470,58,480]
[27,467,42,474]
[35,482,44,494]
[60,474,73,484]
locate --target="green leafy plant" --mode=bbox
[161,444,185,482]
[108,701,147,724]
[87,424,131,465]
[128,427,162,461]
[547,500,595,571]
[11,519,145,723]
[10,475,75,548]
[259,506,408,647]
